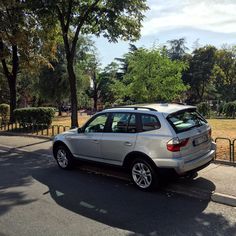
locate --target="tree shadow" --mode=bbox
[1,149,236,235]
[0,151,49,216]
[32,164,236,235]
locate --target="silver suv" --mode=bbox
[53,104,216,190]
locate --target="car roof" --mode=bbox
[103,103,196,116]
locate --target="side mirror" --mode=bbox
[77,127,83,133]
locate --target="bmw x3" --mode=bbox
[53,104,216,190]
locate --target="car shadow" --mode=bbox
[1,149,236,235]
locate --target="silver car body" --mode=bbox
[53,104,216,174]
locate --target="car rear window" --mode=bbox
[167,109,207,133]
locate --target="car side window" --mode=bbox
[140,114,161,132]
[84,114,108,133]
[110,113,137,133]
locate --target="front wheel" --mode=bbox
[131,158,159,191]
[55,145,74,170]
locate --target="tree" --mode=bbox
[167,38,188,61]
[0,1,57,122]
[35,0,148,127]
[0,1,22,122]
[85,53,100,111]
[115,48,188,103]
[37,45,69,115]
[183,46,217,103]
[212,46,236,102]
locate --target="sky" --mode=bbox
[93,0,236,68]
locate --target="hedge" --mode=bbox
[0,103,10,124]
[223,102,236,118]
[14,107,55,126]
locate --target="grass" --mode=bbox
[207,119,236,140]
[52,113,90,127]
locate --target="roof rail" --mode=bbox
[109,106,157,112]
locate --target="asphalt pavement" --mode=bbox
[0,135,236,235]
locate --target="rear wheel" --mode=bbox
[184,171,198,180]
[131,158,159,191]
[55,145,74,170]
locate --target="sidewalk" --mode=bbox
[0,134,236,206]
[166,163,236,206]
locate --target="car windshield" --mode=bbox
[167,109,207,133]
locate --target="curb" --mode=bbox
[166,184,236,207]
[211,192,236,207]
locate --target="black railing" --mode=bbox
[214,137,236,163]
[0,123,71,137]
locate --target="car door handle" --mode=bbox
[93,139,99,144]
[124,142,132,146]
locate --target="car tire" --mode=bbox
[184,171,198,180]
[55,145,75,170]
[130,158,159,191]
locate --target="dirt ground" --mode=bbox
[207,119,236,162]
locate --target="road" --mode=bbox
[0,135,236,236]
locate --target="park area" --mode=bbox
[0,1,236,164]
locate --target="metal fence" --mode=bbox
[214,137,236,163]
[0,123,70,137]
[0,123,236,164]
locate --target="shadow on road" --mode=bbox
[0,149,236,235]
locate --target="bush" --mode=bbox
[197,102,211,117]
[14,107,55,126]
[223,102,236,118]
[0,103,10,124]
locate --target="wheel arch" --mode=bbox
[123,151,157,170]
[53,141,69,158]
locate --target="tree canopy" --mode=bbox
[112,47,188,103]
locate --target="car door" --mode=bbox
[69,113,108,160]
[100,112,138,165]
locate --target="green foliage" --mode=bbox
[37,44,69,106]
[0,103,10,124]
[211,47,236,101]
[167,38,188,61]
[14,107,55,126]
[116,47,188,103]
[223,102,236,118]
[31,0,149,127]
[183,46,217,103]
[197,102,211,117]
[0,73,9,104]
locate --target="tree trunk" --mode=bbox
[8,78,17,123]
[67,60,78,128]
[93,93,98,111]
[58,103,62,116]
[0,41,18,123]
